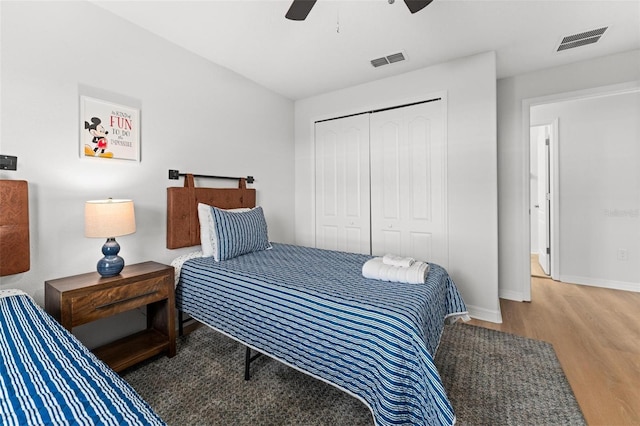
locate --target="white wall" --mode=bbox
[497,49,640,301]
[294,52,501,323]
[531,92,640,291]
[0,2,294,346]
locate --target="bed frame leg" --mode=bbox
[178,311,199,336]
[244,347,251,380]
[244,347,263,381]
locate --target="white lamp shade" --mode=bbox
[85,199,136,238]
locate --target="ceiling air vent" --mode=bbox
[557,27,607,52]
[371,57,390,68]
[371,51,407,68]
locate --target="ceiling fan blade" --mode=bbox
[403,0,433,14]
[285,0,318,21]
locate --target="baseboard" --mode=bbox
[559,275,640,293]
[467,304,503,324]
[499,289,525,302]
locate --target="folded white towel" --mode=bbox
[382,254,415,268]
[362,257,429,284]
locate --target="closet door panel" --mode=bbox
[345,228,364,253]
[370,101,447,266]
[380,122,401,220]
[315,115,371,254]
[381,229,402,255]
[318,131,339,218]
[408,117,431,221]
[345,136,363,218]
[410,232,433,261]
[320,226,339,250]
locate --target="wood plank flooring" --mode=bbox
[469,278,640,425]
[530,253,550,278]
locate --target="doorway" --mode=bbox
[529,123,554,279]
[523,82,640,300]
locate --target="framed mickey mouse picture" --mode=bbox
[80,96,140,161]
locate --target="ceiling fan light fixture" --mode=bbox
[403,0,433,14]
[285,0,317,21]
[286,0,433,20]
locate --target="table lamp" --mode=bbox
[85,198,136,277]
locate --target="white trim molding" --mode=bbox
[467,304,503,323]
[560,276,640,293]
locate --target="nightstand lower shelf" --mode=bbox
[93,328,170,373]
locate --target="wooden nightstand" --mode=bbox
[45,261,176,372]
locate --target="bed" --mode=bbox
[168,175,468,426]
[0,289,165,426]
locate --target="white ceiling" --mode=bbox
[93,0,640,100]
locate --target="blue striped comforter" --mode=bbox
[0,290,165,426]
[176,243,467,426]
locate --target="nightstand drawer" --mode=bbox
[70,276,169,328]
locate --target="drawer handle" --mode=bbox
[95,291,158,310]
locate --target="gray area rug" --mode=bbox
[122,323,585,425]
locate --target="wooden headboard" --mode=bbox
[166,174,256,249]
[0,180,30,276]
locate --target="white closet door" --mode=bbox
[370,101,447,266]
[315,114,371,254]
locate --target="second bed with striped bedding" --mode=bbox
[0,290,165,426]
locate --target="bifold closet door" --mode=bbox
[370,101,447,266]
[315,114,371,254]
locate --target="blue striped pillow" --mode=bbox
[211,206,271,261]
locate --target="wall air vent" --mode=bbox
[557,27,607,52]
[371,51,407,68]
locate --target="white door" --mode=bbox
[536,126,551,275]
[369,101,447,266]
[315,114,371,254]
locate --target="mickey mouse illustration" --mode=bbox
[84,117,113,158]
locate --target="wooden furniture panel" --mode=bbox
[70,275,169,328]
[166,174,256,249]
[45,261,176,372]
[0,180,30,276]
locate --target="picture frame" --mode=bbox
[80,96,140,161]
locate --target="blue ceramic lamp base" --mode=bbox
[97,237,125,277]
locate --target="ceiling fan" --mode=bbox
[285,0,433,21]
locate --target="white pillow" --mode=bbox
[197,203,251,258]
[198,203,215,257]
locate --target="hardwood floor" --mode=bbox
[469,278,640,425]
[530,253,550,278]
